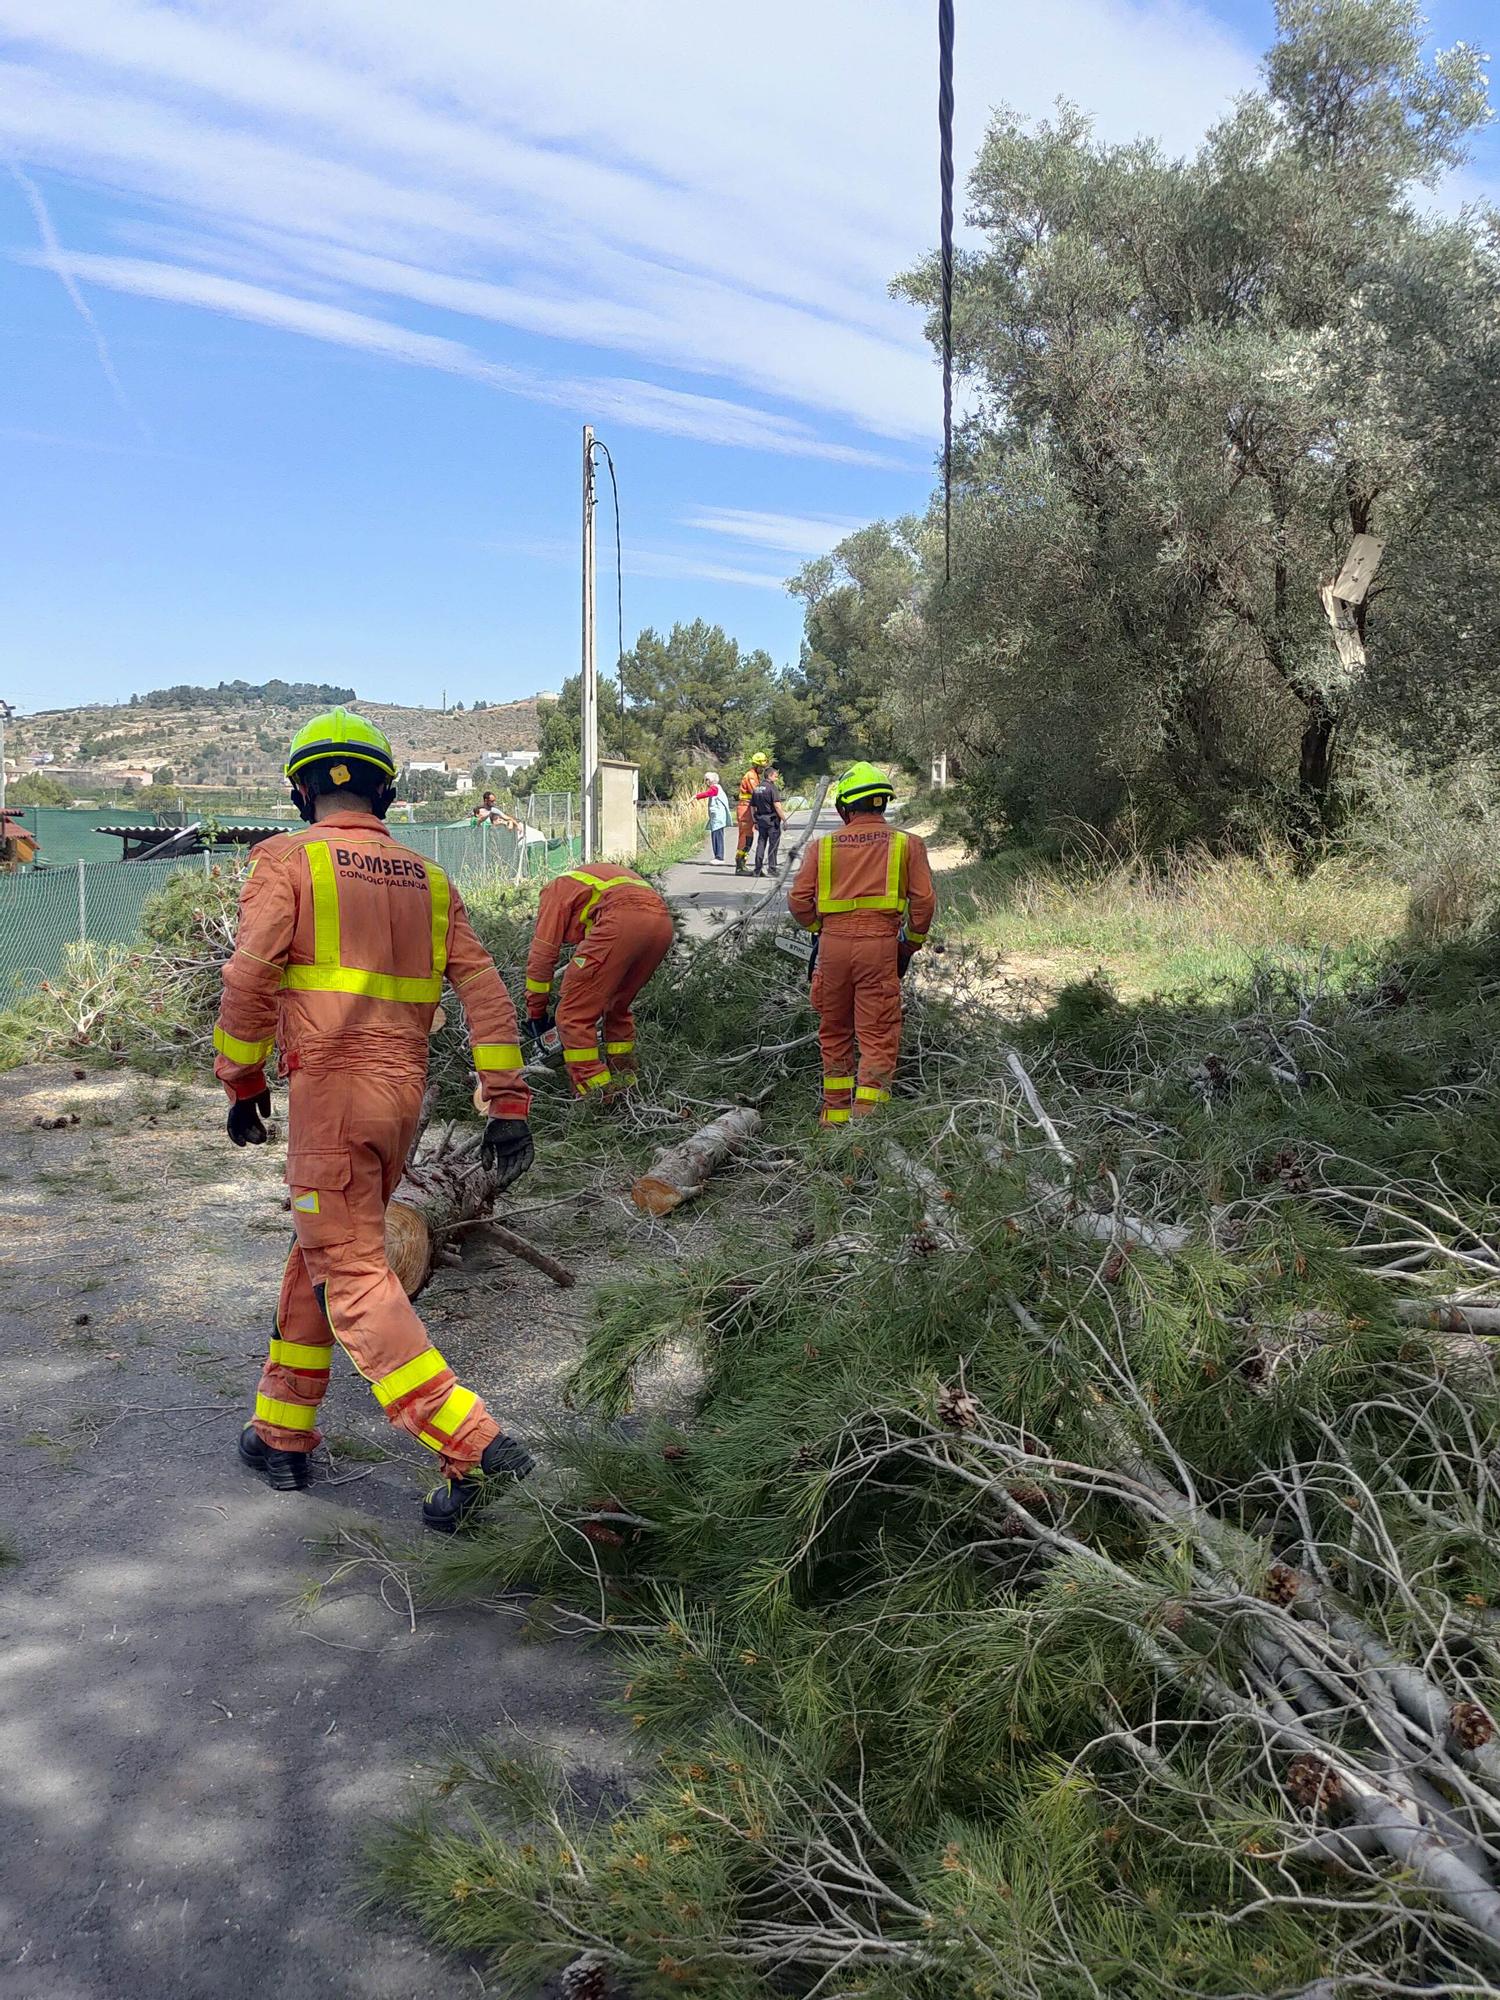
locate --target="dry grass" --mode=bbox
[931,842,1406,997]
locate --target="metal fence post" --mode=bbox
[565,792,572,846]
[76,859,86,946]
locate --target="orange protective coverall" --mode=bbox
[525,864,674,1095]
[789,818,936,1123]
[214,811,530,1473]
[735,767,759,863]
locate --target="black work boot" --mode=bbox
[238,1422,311,1492]
[422,1432,536,1534]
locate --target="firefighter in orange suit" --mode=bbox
[215,709,536,1532]
[734,750,770,875]
[524,863,675,1096]
[789,762,936,1125]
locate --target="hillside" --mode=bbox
[9,691,546,790]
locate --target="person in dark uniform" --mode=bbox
[751,768,787,876]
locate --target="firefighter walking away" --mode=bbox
[789,762,936,1125]
[215,709,537,1532]
[524,862,675,1098]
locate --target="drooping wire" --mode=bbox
[590,437,626,728]
[938,0,955,584]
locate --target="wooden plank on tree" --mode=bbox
[1333,533,1386,605]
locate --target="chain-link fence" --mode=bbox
[0,857,210,995]
[0,820,587,1002]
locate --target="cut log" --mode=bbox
[632,1106,762,1216]
[386,1129,495,1299]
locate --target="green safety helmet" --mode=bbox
[285,708,398,786]
[751,749,772,766]
[836,761,894,807]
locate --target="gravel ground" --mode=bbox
[0,1063,617,2000]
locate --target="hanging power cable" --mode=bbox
[589,438,626,728]
[938,0,956,584]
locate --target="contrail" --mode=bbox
[9,162,151,439]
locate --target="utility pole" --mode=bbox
[580,423,599,862]
[0,700,12,814]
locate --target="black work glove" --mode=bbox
[524,1013,557,1045]
[227,1088,272,1147]
[897,940,918,978]
[481,1117,535,1192]
[806,931,820,986]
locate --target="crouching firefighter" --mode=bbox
[524,862,674,1098]
[215,708,537,1532]
[789,762,936,1126]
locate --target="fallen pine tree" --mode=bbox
[375,930,1500,2000]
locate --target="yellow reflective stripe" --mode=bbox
[429,862,450,980]
[305,840,341,971]
[580,1069,613,1091]
[816,831,908,915]
[888,831,907,906]
[418,1385,478,1451]
[904,930,927,945]
[255,1393,317,1432]
[563,869,638,929]
[604,1041,635,1055]
[269,1338,334,1371]
[823,1076,855,1090]
[213,1024,274,1065]
[820,1108,851,1125]
[473,1043,525,1071]
[562,1047,601,1063]
[525,977,554,994]
[855,1086,891,1102]
[372,1347,449,1409]
[281,965,443,1001]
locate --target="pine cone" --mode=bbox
[1451,1700,1495,1750]
[1160,1600,1188,1634]
[996,1512,1029,1538]
[1262,1563,1300,1607]
[560,1956,610,1999]
[1007,1483,1048,1513]
[937,1384,979,1431]
[1285,1756,1343,1813]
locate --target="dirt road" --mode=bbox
[0,824,818,1999]
[0,1064,613,2000]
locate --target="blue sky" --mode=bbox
[2,0,1495,714]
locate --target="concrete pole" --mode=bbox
[0,700,11,814]
[580,424,599,864]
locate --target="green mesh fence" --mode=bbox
[0,823,587,1001]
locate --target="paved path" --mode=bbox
[0,1068,610,2000]
[660,801,836,937]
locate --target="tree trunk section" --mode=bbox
[632,1107,763,1216]
[386,1131,494,1298]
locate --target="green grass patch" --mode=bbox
[935,844,1407,997]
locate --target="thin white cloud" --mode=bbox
[685,508,867,557]
[7,161,148,436]
[17,248,895,463]
[494,532,787,593]
[0,0,1261,449]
